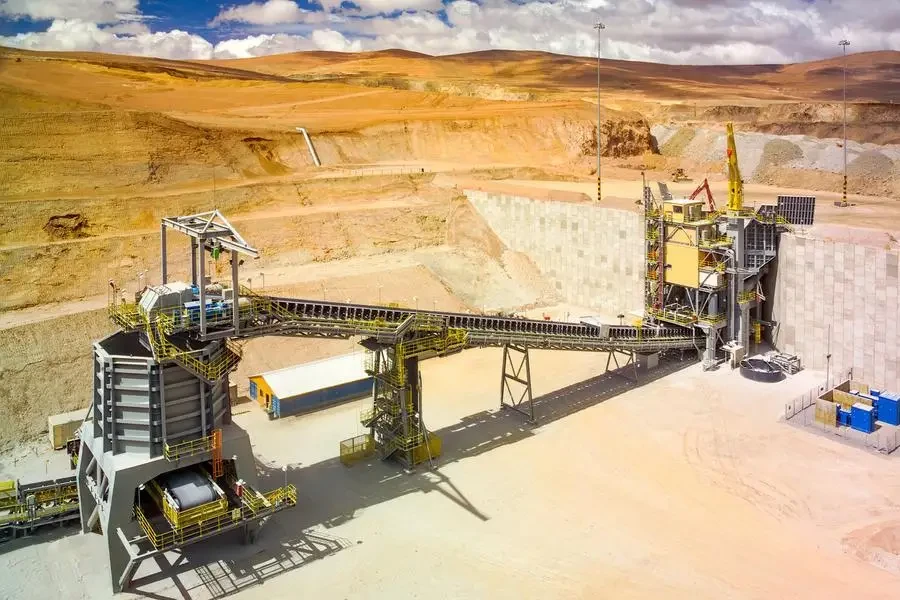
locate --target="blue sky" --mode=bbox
[0,1,249,39]
[0,1,897,62]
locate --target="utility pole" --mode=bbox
[595,21,606,202]
[839,39,850,207]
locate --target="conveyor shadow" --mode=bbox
[128,528,349,600]
[131,352,695,599]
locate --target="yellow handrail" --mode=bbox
[737,290,758,304]
[163,431,217,461]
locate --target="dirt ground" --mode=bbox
[2,345,899,599]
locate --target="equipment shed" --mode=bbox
[249,354,372,418]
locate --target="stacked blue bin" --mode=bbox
[838,407,852,426]
[877,392,900,426]
[851,403,875,433]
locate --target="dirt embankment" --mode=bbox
[0,309,115,447]
[0,110,313,197]
[651,123,900,197]
[657,102,900,145]
[1,107,655,199]
[0,182,453,311]
[314,111,655,168]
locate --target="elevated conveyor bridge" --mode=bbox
[110,210,700,469]
[114,289,698,355]
[112,288,698,468]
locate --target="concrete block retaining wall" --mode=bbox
[465,190,899,391]
[465,190,645,316]
[771,235,900,391]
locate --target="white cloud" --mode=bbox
[316,0,444,14]
[212,0,309,26]
[213,30,362,58]
[1,0,899,64]
[0,19,214,59]
[0,0,139,23]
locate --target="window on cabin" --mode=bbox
[673,206,683,214]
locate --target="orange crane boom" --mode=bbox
[689,178,716,212]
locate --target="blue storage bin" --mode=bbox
[877,394,900,426]
[838,408,852,426]
[851,403,875,434]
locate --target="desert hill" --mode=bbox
[207,48,900,102]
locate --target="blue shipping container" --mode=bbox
[877,394,900,426]
[851,403,875,434]
[275,378,372,418]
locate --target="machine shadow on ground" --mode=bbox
[129,352,695,600]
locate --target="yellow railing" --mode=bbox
[142,310,242,381]
[263,484,297,507]
[136,504,239,551]
[142,479,294,542]
[737,290,758,304]
[238,484,270,513]
[109,299,143,330]
[647,308,697,325]
[697,312,727,325]
[0,499,79,526]
[163,431,218,461]
[163,495,228,529]
[700,254,727,273]
[359,407,377,426]
[0,481,16,510]
[699,236,732,249]
[339,434,375,466]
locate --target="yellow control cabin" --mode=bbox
[661,198,723,289]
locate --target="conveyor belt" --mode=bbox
[197,296,699,354]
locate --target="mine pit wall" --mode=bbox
[771,235,900,391]
[464,190,644,317]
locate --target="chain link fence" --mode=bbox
[784,369,900,454]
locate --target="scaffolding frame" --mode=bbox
[500,344,534,422]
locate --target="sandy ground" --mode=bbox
[2,346,898,599]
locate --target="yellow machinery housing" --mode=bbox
[147,470,229,530]
[660,198,721,291]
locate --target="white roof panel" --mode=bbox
[254,353,370,400]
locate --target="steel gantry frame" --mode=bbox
[160,209,259,338]
[500,344,535,422]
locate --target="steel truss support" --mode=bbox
[500,344,534,422]
[606,349,638,382]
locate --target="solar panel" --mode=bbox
[777,195,816,225]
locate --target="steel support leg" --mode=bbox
[160,223,167,285]
[199,247,206,337]
[500,344,534,422]
[231,249,240,334]
[190,239,197,286]
[606,350,638,382]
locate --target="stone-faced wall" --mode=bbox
[771,234,900,390]
[465,190,645,316]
